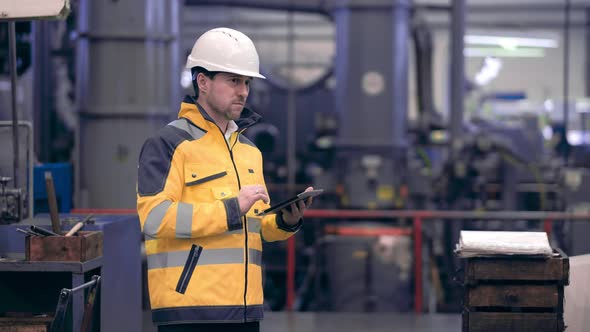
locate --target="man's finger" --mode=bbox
[290,203,299,215]
[257,193,269,204]
[297,200,306,211]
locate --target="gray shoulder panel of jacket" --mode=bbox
[169,118,207,140]
[137,124,194,196]
[238,134,257,148]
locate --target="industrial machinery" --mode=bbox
[180,0,590,313]
[0,176,25,222]
[0,120,33,225]
[1,0,586,320]
[0,3,144,331]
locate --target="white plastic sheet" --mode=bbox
[455,231,553,258]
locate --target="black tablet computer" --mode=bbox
[256,189,324,216]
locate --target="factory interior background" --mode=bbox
[1,0,590,331]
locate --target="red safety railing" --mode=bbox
[72,208,590,314]
[71,209,136,215]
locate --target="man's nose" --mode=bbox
[236,82,249,98]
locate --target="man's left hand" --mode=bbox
[281,186,314,225]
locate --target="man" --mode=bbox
[136,27,313,332]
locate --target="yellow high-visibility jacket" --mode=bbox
[137,96,300,325]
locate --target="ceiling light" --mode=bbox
[465,47,545,58]
[465,35,558,49]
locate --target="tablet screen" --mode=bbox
[256,189,323,216]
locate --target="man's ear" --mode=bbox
[196,73,209,95]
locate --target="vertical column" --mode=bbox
[286,236,296,310]
[76,0,180,208]
[331,0,410,209]
[586,9,590,98]
[333,0,409,147]
[413,216,423,313]
[562,0,571,161]
[32,21,53,163]
[449,0,465,159]
[391,0,410,149]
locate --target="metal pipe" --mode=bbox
[587,9,590,98]
[74,0,89,210]
[303,209,590,220]
[76,32,176,42]
[184,0,330,15]
[285,5,297,311]
[413,217,423,314]
[70,276,100,293]
[544,218,553,237]
[429,21,589,30]
[8,22,19,191]
[286,236,295,311]
[563,0,571,162]
[413,17,436,128]
[69,207,590,221]
[458,3,589,12]
[169,0,181,125]
[185,0,590,13]
[392,0,410,149]
[286,8,296,194]
[32,21,52,163]
[76,0,180,209]
[449,0,465,158]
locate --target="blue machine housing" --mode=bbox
[0,214,142,331]
[33,163,73,214]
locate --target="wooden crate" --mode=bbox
[0,316,52,332]
[25,231,103,262]
[462,251,569,332]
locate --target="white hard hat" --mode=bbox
[186,27,266,79]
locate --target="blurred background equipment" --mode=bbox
[0,121,33,224]
[0,2,143,332]
[2,0,590,331]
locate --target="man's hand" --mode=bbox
[281,186,314,225]
[238,185,269,215]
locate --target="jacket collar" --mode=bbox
[178,95,262,131]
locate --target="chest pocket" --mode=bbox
[184,164,228,187]
[183,164,229,202]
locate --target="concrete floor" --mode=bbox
[262,312,461,332]
[144,311,461,332]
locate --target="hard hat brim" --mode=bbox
[186,58,266,79]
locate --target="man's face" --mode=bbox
[204,73,251,121]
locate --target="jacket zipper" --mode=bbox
[231,148,249,323]
[190,99,258,319]
[175,244,202,294]
[218,127,249,322]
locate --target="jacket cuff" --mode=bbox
[276,212,302,232]
[222,197,242,231]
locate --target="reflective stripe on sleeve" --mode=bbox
[144,200,173,238]
[176,202,193,238]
